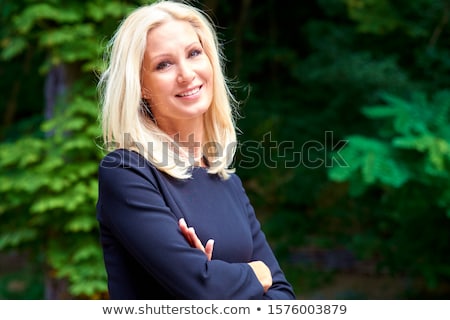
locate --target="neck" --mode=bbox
[160,117,205,165]
[173,130,203,159]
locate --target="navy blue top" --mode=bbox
[96,149,295,299]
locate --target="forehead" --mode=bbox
[146,20,200,52]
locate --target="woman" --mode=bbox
[96,0,295,299]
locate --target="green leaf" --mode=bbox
[0,228,38,250]
[40,24,95,47]
[0,37,28,60]
[65,215,97,233]
[328,135,410,188]
[30,196,69,214]
[13,4,82,34]
[72,243,101,262]
[362,106,398,118]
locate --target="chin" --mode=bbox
[187,101,211,116]
[185,107,209,119]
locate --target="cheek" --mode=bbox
[202,64,214,99]
[144,74,173,97]
[198,57,213,81]
[205,63,213,82]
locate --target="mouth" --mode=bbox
[175,85,202,98]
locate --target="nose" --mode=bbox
[177,60,195,84]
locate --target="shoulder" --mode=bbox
[99,148,148,170]
[226,171,245,189]
[223,171,250,204]
[98,148,160,186]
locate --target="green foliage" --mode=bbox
[345,0,436,37]
[0,91,106,297]
[330,91,450,189]
[223,0,450,297]
[329,134,410,192]
[0,0,154,298]
[328,90,450,289]
[0,268,44,299]
[0,0,139,71]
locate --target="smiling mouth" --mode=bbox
[176,85,202,97]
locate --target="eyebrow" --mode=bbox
[149,41,201,61]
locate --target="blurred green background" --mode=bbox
[0,0,449,299]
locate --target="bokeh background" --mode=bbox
[0,0,449,299]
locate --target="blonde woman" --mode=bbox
[97,0,295,299]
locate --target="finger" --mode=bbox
[179,218,194,246]
[188,227,205,251]
[205,239,214,261]
[179,218,188,234]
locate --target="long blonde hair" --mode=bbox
[98,0,238,179]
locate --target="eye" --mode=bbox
[189,48,202,58]
[156,61,172,70]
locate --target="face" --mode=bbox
[141,20,213,132]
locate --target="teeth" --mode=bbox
[178,87,200,97]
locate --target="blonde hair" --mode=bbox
[98,0,238,179]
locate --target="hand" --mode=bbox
[248,261,272,293]
[179,218,214,261]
